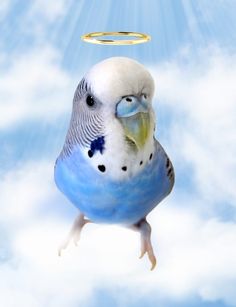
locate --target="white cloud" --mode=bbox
[1,46,236,306]
[29,0,71,22]
[0,0,70,23]
[18,0,71,37]
[0,0,10,20]
[0,158,236,306]
[0,47,75,129]
[0,161,53,222]
[19,0,73,42]
[151,47,236,208]
[1,0,235,305]
[148,207,236,305]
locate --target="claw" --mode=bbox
[140,235,157,270]
[132,218,157,270]
[73,234,80,246]
[148,251,157,271]
[139,251,145,259]
[139,237,146,258]
[58,239,69,256]
[58,214,91,256]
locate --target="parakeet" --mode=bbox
[54,57,174,270]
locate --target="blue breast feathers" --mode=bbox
[54,141,172,225]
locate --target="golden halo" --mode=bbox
[81,31,151,45]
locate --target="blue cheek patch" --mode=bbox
[90,136,105,155]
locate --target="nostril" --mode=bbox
[126,97,132,102]
[142,94,147,99]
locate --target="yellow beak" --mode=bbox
[116,96,151,150]
[118,113,150,149]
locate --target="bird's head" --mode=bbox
[68,57,155,153]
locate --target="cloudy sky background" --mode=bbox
[0,1,236,306]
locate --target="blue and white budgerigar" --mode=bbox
[54,57,174,270]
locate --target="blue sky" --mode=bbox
[1,1,236,306]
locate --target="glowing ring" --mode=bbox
[81,32,151,45]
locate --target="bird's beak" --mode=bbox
[116,95,150,149]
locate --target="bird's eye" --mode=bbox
[86,95,95,107]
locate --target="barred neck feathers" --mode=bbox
[60,78,104,157]
[79,109,156,181]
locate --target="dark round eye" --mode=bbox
[86,95,95,107]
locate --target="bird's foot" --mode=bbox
[58,213,91,256]
[131,218,157,270]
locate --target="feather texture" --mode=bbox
[55,139,174,225]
